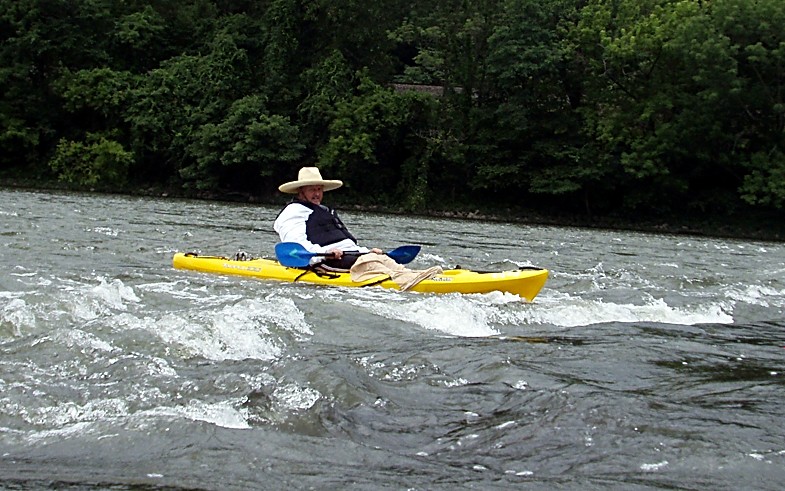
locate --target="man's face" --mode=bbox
[298,185,324,205]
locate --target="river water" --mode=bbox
[1,188,783,490]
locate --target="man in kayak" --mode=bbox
[273,167,383,269]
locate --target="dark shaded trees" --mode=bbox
[1,0,783,221]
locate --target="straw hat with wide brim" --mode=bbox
[278,167,343,194]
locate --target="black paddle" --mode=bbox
[275,242,421,268]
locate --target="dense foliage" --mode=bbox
[2,0,784,221]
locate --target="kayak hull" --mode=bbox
[172,253,548,301]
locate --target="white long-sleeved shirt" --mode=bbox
[273,202,369,264]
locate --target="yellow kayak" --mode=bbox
[172,252,548,301]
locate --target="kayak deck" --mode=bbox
[172,252,548,301]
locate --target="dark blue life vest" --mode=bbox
[286,199,357,246]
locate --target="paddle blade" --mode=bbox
[386,245,421,264]
[274,242,314,268]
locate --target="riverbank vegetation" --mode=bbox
[2,0,784,238]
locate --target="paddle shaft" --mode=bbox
[275,242,420,267]
[298,250,367,260]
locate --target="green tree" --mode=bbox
[298,50,357,153]
[573,0,785,212]
[183,95,304,191]
[319,72,422,202]
[111,5,167,72]
[125,25,254,186]
[713,0,785,208]
[477,0,594,206]
[389,0,507,205]
[53,68,136,134]
[49,132,133,188]
[0,0,117,174]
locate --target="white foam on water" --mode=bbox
[55,277,141,321]
[35,276,310,363]
[153,311,280,362]
[355,354,450,385]
[136,279,229,303]
[442,377,468,387]
[555,264,658,292]
[419,252,446,265]
[53,328,117,353]
[509,258,548,270]
[86,226,120,237]
[640,460,669,471]
[723,283,785,308]
[142,399,250,429]
[347,294,501,337]
[151,295,312,361]
[495,421,517,430]
[22,398,252,440]
[26,422,95,443]
[25,399,130,436]
[270,383,321,412]
[90,277,140,309]
[99,348,178,378]
[347,286,733,332]
[529,292,734,327]
[35,277,52,287]
[9,271,37,277]
[1,299,36,336]
[0,291,26,299]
